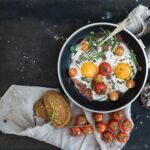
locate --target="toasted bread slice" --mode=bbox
[34,98,49,122]
[43,91,71,128]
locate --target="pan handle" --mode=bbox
[138,39,150,69]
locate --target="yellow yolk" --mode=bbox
[81,62,98,78]
[115,63,132,80]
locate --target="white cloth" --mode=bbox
[126,5,150,37]
[0,85,133,150]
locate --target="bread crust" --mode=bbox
[34,91,71,128]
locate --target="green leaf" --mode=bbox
[129,49,139,67]
[90,31,95,35]
[111,36,117,51]
[70,45,77,53]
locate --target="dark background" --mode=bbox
[0,0,150,149]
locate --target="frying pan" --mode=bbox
[58,23,148,113]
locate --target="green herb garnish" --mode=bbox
[90,31,95,35]
[129,49,139,67]
[70,45,77,53]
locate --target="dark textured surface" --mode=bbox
[0,0,150,149]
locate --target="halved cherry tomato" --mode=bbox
[114,46,124,56]
[99,62,111,76]
[108,120,119,131]
[102,44,109,51]
[93,74,103,83]
[82,125,93,135]
[109,91,119,101]
[92,113,103,122]
[102,131,114,143]
[80,41,89,52]
[116,132,128,143]
[75,114,88,126]
[68,68,77,77]
[96,122,106,133]
[121,119,132,132]
[126,80,135,88]
[70,127,82,136]
[112,110,123,121]
[94,82,107,94]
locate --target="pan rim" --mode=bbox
[57,22,148,113]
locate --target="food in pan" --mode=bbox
[69,29,140,101]
[70,110,133,144]
[34,91,71,128]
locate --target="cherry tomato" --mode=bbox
[108,120,119,131]
[94,82,107,94]
[121,119,132,132]
[112,110,123,121]
[102,44,109,51]
[116,132,128,143]
[70,127,82,136]
[99,62,111,76]
[109,91,119,101]
[92,113,103,122]
[102,131,114,143]
[126,80,135,88]
[82,125,93,135]
[93,74,103,83]
[114,46,124,56]
[96,122,106,133]
[68,68,77,77]
[80,41,89,52]
[75,114,88,126]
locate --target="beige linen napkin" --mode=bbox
[0,85,133,150]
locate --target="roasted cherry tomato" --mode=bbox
[92,113,103,122]
[102,131,114,143]
[68,68,77,77]
[82,125,93,135]
[126,80,135,88]
[109,91,119,101]
[108,120,119,131]
[114,46,124,56]
[99,62,111,76]
[70,127,82,136]
[116,132,128,143]
[93,74,103,83]
[96,122,106,133]
[102,44,109,51]
[94,82,107,94]
[80,41,89,52]
[75,114,88,126]
[112,110,123,121]
[121,119,132,132]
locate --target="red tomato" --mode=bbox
[75,114,88,126]
[112,110,123,121]
[99,62,111,76]
[92,113,103,122]
[94,82,107,94]
[96,122,106,133]
[68,68,77,77]
[116,132,128,143]
[70,127,82,136]
[102,44,109,51]
[121,119,132,132]
[82,125,93,135]
[102,131,114,143]
[108,120,119,131]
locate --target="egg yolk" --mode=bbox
[114,63,132,80]
[81,62,98,78]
